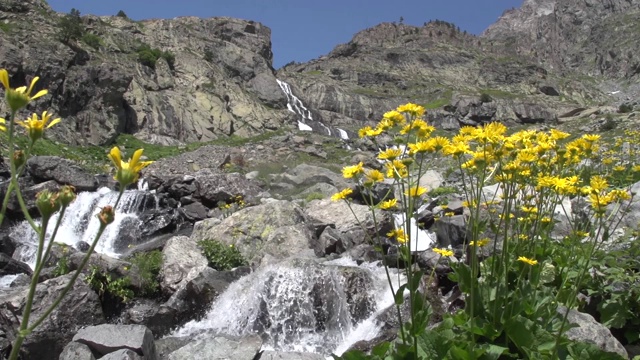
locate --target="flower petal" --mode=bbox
[26,76,39,96]
[0,69,9,90]
[130,149,144,168]
[31,89,48,101]
[108,147,122,169]
[46,118,61,128]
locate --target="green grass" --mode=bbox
[477,88,519,99]
[0,22,14,33]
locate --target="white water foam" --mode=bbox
[393,213,437,252]
[173,257,402,356]
[10,187,156,268]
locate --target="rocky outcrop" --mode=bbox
[483,0,640,80]
[27,156,98,192]
[0,1,290,146]
[71,324,157,360]
[190,200,316,265]
[0,275,105,359]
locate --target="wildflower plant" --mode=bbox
[334,103,635,359]
[0,69,151,360]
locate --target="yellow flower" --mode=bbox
[517,256,538,266]
[342,162,364,179]
[378,148,403,161]
[379,198,397,210]
[433,248,454,257]
[382,110,405,125]
[0,69,48,112]
[582,134,601,142]
[0,117,5,132]
[404,186,427,197]
[387,228,407,244]
[396,103,425,118]
[364,169,385,185]
[108,147,153,187]
[16,111,61,142]
[331,188,353,201]
[358,126,373,138]
[469,238,489,247]
[590,176,608,192]
[408,141,432,154]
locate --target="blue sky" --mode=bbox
[47,0,523,68]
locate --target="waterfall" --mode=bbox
[276,79,350,140]
[393,213,437,252]
[174,257,402,356]
[10,187,157,268]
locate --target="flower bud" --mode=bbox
[98,205,115,225]
[36,190,61,218]
[12,150,25,169]
[58,185,76,207]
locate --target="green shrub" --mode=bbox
[619,103,634,113]
[52,247,71,277]
[136,43,175,69]
[58,8,84,43]
[0,22,13,34]
[198,239,247,271]
[479,92,493,103]
[85,265,134,303]
[81,33,102,49]
[427,186,458,197]
[129,250,163,296]
[116,10,128,18]
[203,49,214,63]
[305,192,325,202]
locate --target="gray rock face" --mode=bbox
[167,334,262,360]
[0,253,32,277]
[72,324,157,360]
[0,275,105,359]
[191,200,316,265]
[558,306,628,359]
[27,156,98,191]
[0,4,290,146]
[260,350,326,360]
[101,349,144,360]
[59,341,96,360]
[306,198,393,253]
[483,0,640,79]
[160,235,208,294]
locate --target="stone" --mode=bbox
[27,156,98,192]
[167,334,262,360]
[160,235,208,294]
[0,253,32,277]
[178,201,209,222]
[260,350,326,360]
[59,342,96,360]
[72,324,157,360]
[0,275,105,359]
[100,349,144,360]
[191,200,316,265]
[558,306,628,359]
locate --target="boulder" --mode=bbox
[27,156,98,192]
[306,198,393,253]
[72,324,157,359]
[191,200,316,265]
[260,350,326,360]
[0,275,105,359]
[433,214,468,248]
[160,236,208,294]
[167,334,262,360]
[558,306,628,359]
[0,253,32,277]
[194,169,262,207]
[59,342,96,360]
[101,349,144,360]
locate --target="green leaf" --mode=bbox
[371,341,391,357]
[332,349,369,360]
[395,285,407,305]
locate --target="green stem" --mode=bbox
[8,215,50,360]
[35,206,68,275]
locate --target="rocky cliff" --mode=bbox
[483,0,640,80]
[0,0,291,146]
[276,20,610,132]
[0,0,634,147]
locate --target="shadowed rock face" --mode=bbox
[483,0,640,79]
[0,1,289,146]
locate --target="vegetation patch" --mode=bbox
[198,239,248,271]
[128,250,163,297]
[136,43,176,69]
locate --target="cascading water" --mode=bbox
[10,187,157,268]
[174,257,402,356]
[276,79,350,140]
